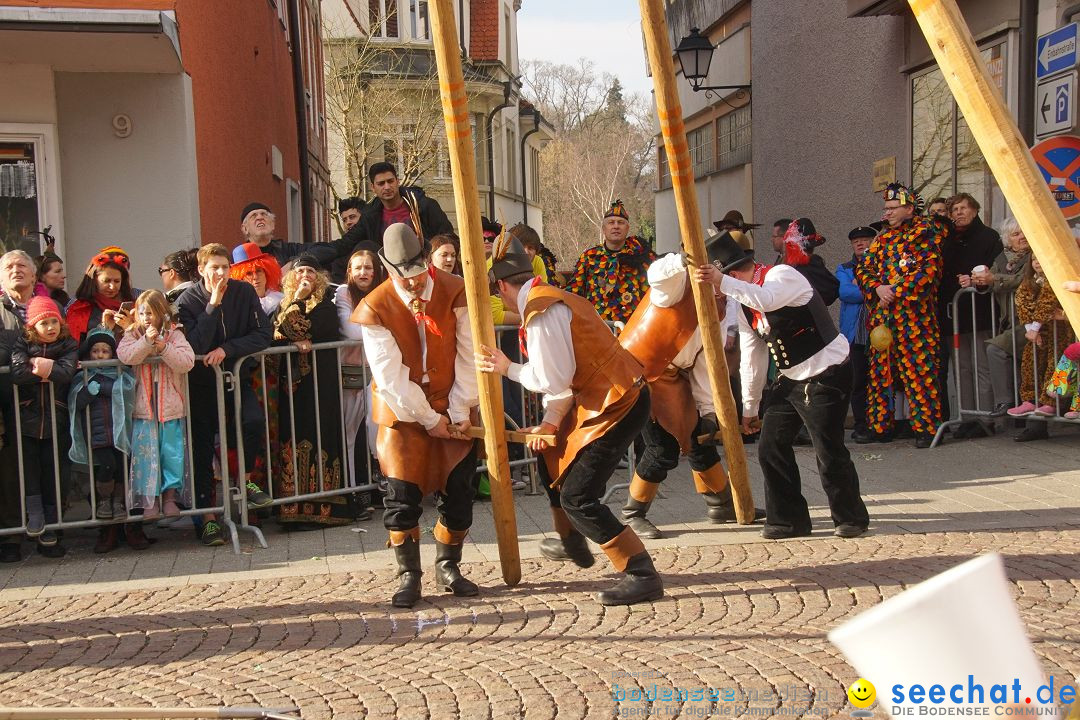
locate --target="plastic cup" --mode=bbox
[828,554,1057,717]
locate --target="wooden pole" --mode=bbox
[429,0,520,585]
[908,0,1080,331]
[638,0,755,523]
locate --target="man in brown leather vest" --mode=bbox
[352,224,481,608]
[477,235,663,606]
[618,250,763,538]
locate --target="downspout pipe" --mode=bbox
[519,108,541,223]
[1019,0,1036,144]
[288,0,313,243]
[486,80,514,219]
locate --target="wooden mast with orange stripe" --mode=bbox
[907,0,1080,332]
[637,0,755,523]
[429,0,520,585]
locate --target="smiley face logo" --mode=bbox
[847,678,876,709]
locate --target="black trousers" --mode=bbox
[758,361,869,532]
[189,379,264,511]
[636,415,721,483]
[849,343,868,433]
[383,446,479,532]
[542,387,651,545]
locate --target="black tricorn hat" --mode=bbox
[706,230,755,272]
[713,210,760,233]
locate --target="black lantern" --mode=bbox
[675,28,752,95]
[676,27,714,91]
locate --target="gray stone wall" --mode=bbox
[751,3,907,273]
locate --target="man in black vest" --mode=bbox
[694,232,869,540]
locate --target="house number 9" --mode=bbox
[112,114,132,138]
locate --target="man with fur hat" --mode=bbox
[616,246,763,537]
[695,233,869,541]
[565,200,656,324]
[477,234,662,606]
[855,182,946,449]
[352,223,480,608]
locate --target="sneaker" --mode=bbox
[1007,401,1037,416]
[112,497,127,519]
[245,483,273,509]
[200,520,226,546]
[37,528,58,547]
[511,479,527,491]
[1065,411,1080,420]
[95,497,113,520]
[1034,404,1057,417]
[989,402,1011,418]
[25,512,44,537]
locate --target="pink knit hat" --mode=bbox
[25,296,61,328]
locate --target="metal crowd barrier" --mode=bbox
[932,285,1079,448]
[0,322,642,555]
[0,355,246,552]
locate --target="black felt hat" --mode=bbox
[705,230,755,273]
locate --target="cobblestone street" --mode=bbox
[0,433,1076,719]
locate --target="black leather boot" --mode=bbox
[596,552,664,606]
[434,541,479,596]
[701,484,765,523]
[621,475,661,538]
[621,498,661,538]
[539,532,595,568]
[539,507,595,568]
[391,537,422,608]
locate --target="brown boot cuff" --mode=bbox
[629,474,660,503]
[550,507,574,538]
[693,463,728,494]
[387,527,421,547]
[600,527,647,572]
[433,520,468,545]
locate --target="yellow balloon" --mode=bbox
[869,324,893,352]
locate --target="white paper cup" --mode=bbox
[972,265,989,274]
[829,554,1057,718]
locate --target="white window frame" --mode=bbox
[0,123,64,258]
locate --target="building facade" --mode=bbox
[0,0,329,291]
[653,0,1076,271]
[323,0,550,238]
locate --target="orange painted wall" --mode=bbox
[175,0,301,247]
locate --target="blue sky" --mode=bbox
[517,0,653,98]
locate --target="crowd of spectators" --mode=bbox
[1,157,1076,561]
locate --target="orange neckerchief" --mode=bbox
[746,263,772,332]
[409,265,442,337]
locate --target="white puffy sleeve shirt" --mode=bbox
[505,282,576,426]
[360,274,479,430]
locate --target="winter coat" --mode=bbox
[68,367,136,462]
[310,186,454,268]
[117,324,195,423]
[10,335,78,439]
[938,216,1003,335]
[796,254,840,307]
[836,257,866,344]
[175,279,272,386]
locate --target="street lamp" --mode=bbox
[676,27,751,95]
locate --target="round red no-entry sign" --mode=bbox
[1031,135,1080,218]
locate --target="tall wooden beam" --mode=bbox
[429,0,520,585]
[638,0,755,523]
[908,0,1080,330]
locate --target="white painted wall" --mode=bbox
[0,64,57,124]
[654,164,753,255]
[55,72,198,291]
